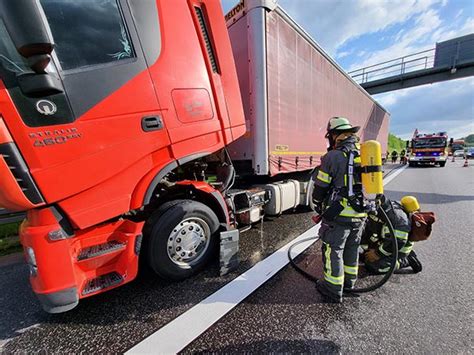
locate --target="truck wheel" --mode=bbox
[408,162,415,167]
[145,200,219,280]
[439,162,446,167]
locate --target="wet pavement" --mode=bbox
[184,160,474,353]
[1,161,472,353]
[0,205,314,353]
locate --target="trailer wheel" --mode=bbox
[145,200,219,280]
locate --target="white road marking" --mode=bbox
[126,225,320,354]
[383,165,408,187]
[127,164,408,354]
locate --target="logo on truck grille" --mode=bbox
[36,100,57,116]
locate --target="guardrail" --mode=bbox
[349,48,436,84]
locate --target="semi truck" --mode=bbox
[0,0,389,313]
[408,131,448,167]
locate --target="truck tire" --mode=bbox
[439,162,446,167]
[145,200,219,280]
[409,162,415,167]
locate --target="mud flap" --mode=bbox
[219,229,240,276]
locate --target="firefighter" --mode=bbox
[400,149,406,164]
[391,150,398,163]
[363,196,422,274]
[312,117,367,303]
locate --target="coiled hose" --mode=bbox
[287,202,398,293]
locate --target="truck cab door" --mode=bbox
[0,0,169,207]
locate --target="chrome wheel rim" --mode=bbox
[167,217,211,266]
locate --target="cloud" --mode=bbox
[277,0,445,55]
[336,50,353,59]
[349,8,474,72]
[348,9,443,72]
[375,77,474,139]
[432,17,474,43]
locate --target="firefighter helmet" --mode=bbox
[326,117,360,135]
[401,195,420,213]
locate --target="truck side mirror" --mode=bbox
[17,73,63,97]
[449,138,453,147]
[0,0,63,96]
[406,140,409,148]
[0,0,54,62]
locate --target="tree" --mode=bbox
[464,134,474,144]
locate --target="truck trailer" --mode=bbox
[0,0,389,313]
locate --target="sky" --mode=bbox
[221,0,474,140]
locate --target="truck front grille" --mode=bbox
[0,142,44,204]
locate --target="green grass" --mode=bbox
[387,133,408,153]
[0,222,21,256]
[0,222,20,238]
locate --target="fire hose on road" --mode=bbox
[287,161,406,293]
[287,198,398,293]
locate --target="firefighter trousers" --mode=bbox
[319,219,364,299]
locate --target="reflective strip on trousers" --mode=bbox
[379,244,391,256]
[400,243,414,254]
[323,242,344,285]
[324,272,344,285]
[344,264,358,275]
[379,261,399,273]
[394,229,409,240]
[324,242,332,274]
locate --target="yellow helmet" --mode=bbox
[401,196,420,213]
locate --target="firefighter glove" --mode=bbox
[365,248,381,263]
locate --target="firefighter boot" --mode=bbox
[407,251,423,273]
[316,280,342,304]
[398,257,410,269]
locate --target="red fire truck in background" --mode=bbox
[0,0,389,312]
[408,131,448,167]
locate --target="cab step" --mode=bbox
[77,241,125,261]
[82,272,124,296]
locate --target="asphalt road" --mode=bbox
[1,161,472,353]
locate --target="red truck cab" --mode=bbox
[0,0,244,312]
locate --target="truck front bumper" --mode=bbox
[409,156,447,163]
[20,208,144,313]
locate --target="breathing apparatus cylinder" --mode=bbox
[360,140,383,195]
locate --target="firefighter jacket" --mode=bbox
[312,135,367,221]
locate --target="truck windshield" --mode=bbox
[0,20,29,74]
[413,138,446,148]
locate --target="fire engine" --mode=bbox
[408,131,448,167]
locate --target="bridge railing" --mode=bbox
[349,48,436,84]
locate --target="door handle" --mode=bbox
[141,115,163,132]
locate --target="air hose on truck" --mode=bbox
[288,140,399,293]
